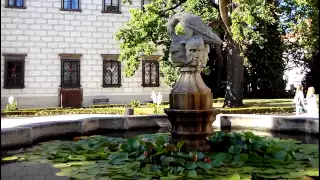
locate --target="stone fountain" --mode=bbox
[164,13,223,152]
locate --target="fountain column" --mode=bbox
[164,65,219,152]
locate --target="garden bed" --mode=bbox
[1,106,294,117]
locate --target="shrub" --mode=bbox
[129,100,140,108]
[218,106,294,114]
[5,96,20,111]
[89,104,126,108]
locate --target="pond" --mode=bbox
[1,128,319,180]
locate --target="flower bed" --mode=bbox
[1,108,125,117]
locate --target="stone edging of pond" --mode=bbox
[1,115,170,149]
[1,114,318,149]
[214,114,319,135]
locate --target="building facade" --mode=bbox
[1,0,171,108]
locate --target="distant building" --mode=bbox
[1,0,170,108]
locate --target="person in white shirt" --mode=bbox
[306,86,318,117]
[293,85,306,115]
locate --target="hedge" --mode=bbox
[1,108,124,117]
[218,106,294,114]
[1,106,294,117]
[89,101,170,109]
[89,104,127,108]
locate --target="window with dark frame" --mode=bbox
[61,60,80,88]
[103,60,121,87]
[59,54,81,88]
[102,0,120,13]
[3,54,26,89]
[142,60,160,87]
[61,0,80,10]
[6,0,25,8]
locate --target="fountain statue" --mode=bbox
[164,13,223,152]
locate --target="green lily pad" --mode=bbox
[70,173,96,179]
[304,169,319,176]
[185,162,197,170]
[2,156,20,161]
[226,173,241,180]
[52,163,71,168]
[161,156,174,166]
[186,169,197,178]
[280,171,304,178]
[197,161,212,170]
[98,176,112,180]
[56,171,72,177]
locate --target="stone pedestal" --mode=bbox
[164,68,218,152]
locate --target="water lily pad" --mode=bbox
[197,161,212,170]
[225,173,241,180]
[87,168,102,176]
[304,169,319,176]
[185,162,197,170]
[2,156,20,161]
[52,163,71,168]
[161,156,174,166]
[160,174,181,180]
[280,171,304,178]
[239,166,254,173]
[253,168,277,174]
[56,171,72,177]
[239,173,251,180]
[186,169,197,178]
[70,173,96,179]
[127,139,140,149]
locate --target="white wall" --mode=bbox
[1,0,170,108]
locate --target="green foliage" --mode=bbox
[4,132,318,179]
[129,100,141,108]
[245,1,287,98]
[1,108,125,117]
[115,0,221,87]
[279,0,319,61]
[5,99,20,111]
[90,104,127,108]
[147,103,163,114]
[219,106,295,114]
[231,0,277,45]
[1,105,294,117]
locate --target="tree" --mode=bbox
[115,0,289,107]
[279,0,319,92]
[245,0,287,98]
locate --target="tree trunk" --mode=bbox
[214,44,224,97]
[223,37,244,107]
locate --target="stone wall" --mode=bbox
[0,0,170,108]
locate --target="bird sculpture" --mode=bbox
[167,12,223,45]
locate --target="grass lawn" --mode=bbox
[213,97,319,108]
[2,97,317,116]
[134,98,310,115]
[213,98,294,108]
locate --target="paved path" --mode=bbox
[1,114,121,129]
